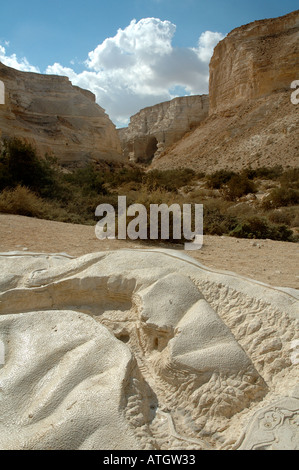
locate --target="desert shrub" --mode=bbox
[105,167,144,189]
[222,174,256,201]
[267,209,293,226]
[243,166,284,180]
[202,199,237,235]
[289,208,299,228]
[0,185,113,224]
[0,138,297,243]
[0,185,80,223]
[226,203,257,221]
[262,187,299,209]
[0,186,46,217]
[105,189,186,245]
[229,216,294,241]
[280,168,299,189]
[265,206,299,228]
[196,171,206,180]
[0,138,58,197]
[144,168,196,192]
[63,164,109,196]
[206,170,236,189]
[187,188,217,201]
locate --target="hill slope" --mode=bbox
[151,10,299,172]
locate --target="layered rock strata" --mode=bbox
[209,9,299,113]
[151,10,299,172]
[118,95,209,163]
[0,62,122,165]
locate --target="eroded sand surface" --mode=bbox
[0,214,298,289]
[0,220,298,450]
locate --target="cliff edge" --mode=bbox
[0,63,122,165]
[118,95,209,164]
[151,10,299,172]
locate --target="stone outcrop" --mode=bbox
[0,249,298,450]
[0,62,122,165]
[151,10,299,172]
[209,10,299,114]
[118,95,209,163]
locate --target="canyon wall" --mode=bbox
[209,9,299,113]
[151,10,299,172]
[0,63,122,165]
[118,95,209,163]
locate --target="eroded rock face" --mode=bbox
[0,249,298,450]
[118,95,209,163]
[0,62,122,165]
[151,10,299,172]
[209,10,299,114]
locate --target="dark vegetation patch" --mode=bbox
[0,138,298,243]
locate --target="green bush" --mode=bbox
[105,167,144,189]
[262,187,299,209]
[0,185,46,217]
[206,170,236,189]
[243,166,284,181]
[203,199,237,235]
[144,168,196,192]
[280,168,299,189]
[222,174,256,201]
[0,185,79,222]
[230,216,294,241]
[63,164,109,196]
[0,138,57,197]
[0,138,297,243]
[267,209,293,226]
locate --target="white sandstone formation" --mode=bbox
[118,95,209,163]
[0,62,122,165]
[0,249,298,450]
[209,10,299,114]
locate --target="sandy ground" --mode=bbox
[0,213,298,289]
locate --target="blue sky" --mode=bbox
[0,0,298,126]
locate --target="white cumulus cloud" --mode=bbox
[86,18,176,72]
[194,31,224,62]
[0,44,40,73]
[2,19,224,127]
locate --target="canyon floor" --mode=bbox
[0,213,298,290]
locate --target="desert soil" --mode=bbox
[0,213,298,289]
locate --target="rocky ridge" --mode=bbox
[209,9,299,113]
[118,95,209,163]
[0,62,122,165]
[150,10,299,172]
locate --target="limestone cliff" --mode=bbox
[0,62,122,165]
[151,10,299,172]
[209,10,299,114]
[118,95,209,163]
